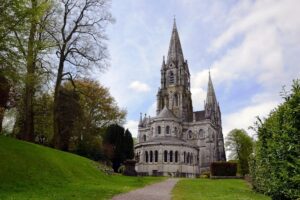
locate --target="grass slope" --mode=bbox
[0,136,163,200]
[172,179,270,200]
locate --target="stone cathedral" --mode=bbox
[135,20,226,177]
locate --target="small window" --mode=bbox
[150,151,153,162]
[169,71,174,84]
[155,151,158,162]
[175,151,178,163]
[199,129,204,139]
[188,130,193,139]
[166,126,170,134]
[170,151,173,162]
[174,94,178,106]
[145,151,148,162]
[164,150,168,162]
[158,126,161,134]
[143,135,146,142]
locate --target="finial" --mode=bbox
[173,15,177,29]
[140,112,142,120]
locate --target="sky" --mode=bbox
[96,0,300,139]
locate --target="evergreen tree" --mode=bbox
[124,129,134,159]
[103,124,135,172]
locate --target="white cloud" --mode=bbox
[222,100,279,139]
[124,120,139,138]
[206,0,300,89]
[129,81,151,92]
[191,87,206,111]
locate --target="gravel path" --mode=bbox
[111,178,179,200]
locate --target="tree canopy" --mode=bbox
[225,129,254,176]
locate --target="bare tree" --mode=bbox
[46,0,113,149]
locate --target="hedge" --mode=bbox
[210,162,237,176]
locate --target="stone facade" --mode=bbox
[135,20,226,177]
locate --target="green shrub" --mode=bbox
[117,165,125,173]
[200,170,210,178]
[210,162,237,176]
[250,80,300,200]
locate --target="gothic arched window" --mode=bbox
[145,151,148,163]
[170,151,173,162]
[150,151,153,162]
[155,150,158,162]
[143,135,146,142]
[164,150,168,162]
[166,126,170,134]
[169,71,174,84]
[174,94,178,106]
[199,129,204,139]
[157,126,161,134]
[175,151,178,163]
[183,152,186,163]
[188,130,193,139]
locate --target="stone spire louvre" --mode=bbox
[206,71,217,106]
[167,18,184,64]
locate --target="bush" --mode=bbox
[210,162,237,176]
[250,80,300,200]
[117,165,125,173]
[200,170,210,178]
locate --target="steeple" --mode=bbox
[156,19,193,122]
[206,71,217,105]
[205,71,220,123]
[167,18,184,64]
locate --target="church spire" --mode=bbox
[206,70,217,106]
[167,18,184,64]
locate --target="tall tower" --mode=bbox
[205,72,226,161]
[156,19,193,122]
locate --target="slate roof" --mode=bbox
[157,106,177,119]
[194,110,206,121]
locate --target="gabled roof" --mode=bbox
[194,110,205,121]
[157,106,176,119]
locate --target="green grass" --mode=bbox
[0,136,164,200]
[172,179,270,200]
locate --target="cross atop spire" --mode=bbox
[167,18,184,64]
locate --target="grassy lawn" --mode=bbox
[172,179,270,200]
[0,136,164,200]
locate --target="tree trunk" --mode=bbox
[0,107,5,133]
[22,0,38,142]
[52,49,66,149]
